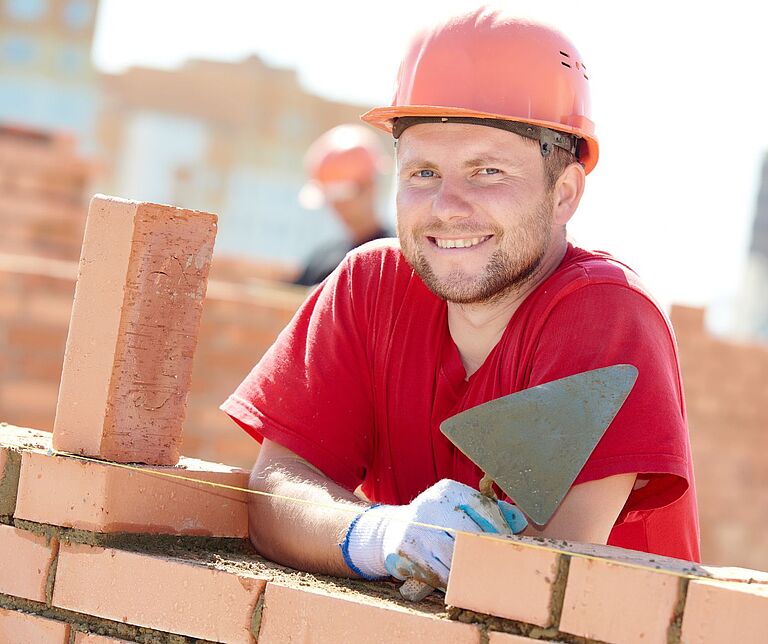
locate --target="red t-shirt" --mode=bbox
[222,241,701,562]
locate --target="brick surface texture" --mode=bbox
[258,583,481,644]
[0,607,71,642]
[13,436,248,537]
[53,195,217,466]
[446,533,560,626]
[53,542,265,643]
[0,523,57,602]
[559,555,680,643]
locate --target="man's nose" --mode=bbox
[432,179,473,223]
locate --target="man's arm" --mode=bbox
[248,439,528,588]
[522,473,636,543]
[248,438,366,576]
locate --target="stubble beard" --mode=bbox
[399,194,555,305]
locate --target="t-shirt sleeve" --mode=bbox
[528,281,691,515]
[220,256,375,492]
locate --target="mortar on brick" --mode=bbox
[548,556,570,630]
[447,607,603,644]
[249,593,265,640]
[44,536,61,607]
[0,448,21,516]
[666,577,689,644]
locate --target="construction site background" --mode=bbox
[0,0,765,577]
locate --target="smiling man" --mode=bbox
[222,8,700,591]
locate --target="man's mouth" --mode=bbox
[429,235,492,249]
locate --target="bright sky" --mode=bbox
[92,0,768,317]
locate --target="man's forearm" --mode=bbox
[248,454,366,576]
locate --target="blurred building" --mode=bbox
[0,0,100,152]
[735,152,768,339]
[97,57,389,267]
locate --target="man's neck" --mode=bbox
[447,238,568,378]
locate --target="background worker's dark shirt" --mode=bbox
[293,227,391,286]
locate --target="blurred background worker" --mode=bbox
[294,124,392,286]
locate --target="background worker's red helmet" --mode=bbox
[299,124,387,209]
[362,8,599,173]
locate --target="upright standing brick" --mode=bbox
[53,195,217,465]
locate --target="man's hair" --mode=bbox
[523,138,579,192]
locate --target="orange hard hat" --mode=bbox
[361,8,598,173]
[299,124,387,209]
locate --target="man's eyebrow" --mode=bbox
[397,158,439,172]
[462,156,522,168]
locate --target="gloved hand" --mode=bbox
[339,479,527,590]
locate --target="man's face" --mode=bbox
[396,123,557,304]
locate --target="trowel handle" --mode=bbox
[399,578,434,602]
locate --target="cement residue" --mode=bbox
[250,593,265,639]
[44,537,60,606]
[447,606,608,643]
[0,593,213,643]
[0,448,21,516]
[666,577,690,644]
[549,554,571,628]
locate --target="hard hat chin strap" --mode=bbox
[392,116,580,159]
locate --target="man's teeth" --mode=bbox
[434,236,490,249]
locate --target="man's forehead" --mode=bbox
[396,123,535,165]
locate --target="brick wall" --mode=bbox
[670,305,768,571]
[0,125,93,261]
[1,424,766,643]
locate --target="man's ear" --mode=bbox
[552,162,586,226]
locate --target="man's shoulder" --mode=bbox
[551,244,655,300]
[343,237,413,281]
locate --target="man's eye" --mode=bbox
[478,168,501,175]
[415,169,436,178]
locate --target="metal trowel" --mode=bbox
[399,364,638,601]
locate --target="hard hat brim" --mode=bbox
[361,105,598,174]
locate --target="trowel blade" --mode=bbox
[440,364,638,526]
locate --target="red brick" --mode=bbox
[15,449,248,537]
[53,195,217,466]
[258,582,481,643]
[0,524,57,602]
[559,554,680,643]
[680,579,768,643]
[0,607,70,642]
[445,533,560,627]
[0,425,51,515]
[488,633,564,643]
[52,543,264,642]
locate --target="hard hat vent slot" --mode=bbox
[560,51,589,80]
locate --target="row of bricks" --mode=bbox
[1,517,767,643]
[1,425,250,538]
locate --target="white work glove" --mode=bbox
[339,479,528,590]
